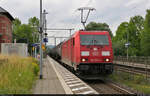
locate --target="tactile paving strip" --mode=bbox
[48,56,98,94]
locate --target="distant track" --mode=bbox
[50,56,135,94]
[87,80,134,94]
[114,64,150,78]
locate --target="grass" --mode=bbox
[109,71,150,94]
[0,54,39,94]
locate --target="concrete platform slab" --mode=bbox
[33,56,98,94]
[33,58,66,94]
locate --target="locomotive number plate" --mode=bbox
[91,58,102,62]
[92,52,99,56]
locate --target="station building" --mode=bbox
[0,7,14,51]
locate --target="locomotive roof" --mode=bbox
[79,30,109,33]
[61,30,109,43]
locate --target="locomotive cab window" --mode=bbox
[80,35,109,45]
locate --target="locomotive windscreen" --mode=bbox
[80,35,109,45]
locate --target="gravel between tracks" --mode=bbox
[86,80,134,94]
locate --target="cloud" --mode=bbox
[0,0,149,45]
[125,0,143,7]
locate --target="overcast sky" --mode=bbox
[0,0,150,45]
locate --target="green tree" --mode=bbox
[13,18,21,26]
[85,22,113,37]
[112,22,129,56]
[113,15,144,56]
[28,17,39,27]
[13,17,40,43]
[28,17,39,43]
[128,15,144,56]
[12,17,40,54]
[114,22,129,40]
[12,18,22,41]
[13,24,33,43]
[141,10,150,56]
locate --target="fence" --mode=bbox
[1,43,28,57]
[114,56,150,65]
[113,56,150,82]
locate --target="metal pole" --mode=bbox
[39,0,43,79]
[85,10,91,22]
[69,29,73,37]
[54,37,56,46]
[81,9,83,23]
[34,47,36,58]
[31,48,32,57]
[43,10,48,46]
[127,48,128,61]
[127,29,129,61]
[33,32,35,43]
[81,9,86,29]
[45,20,47,46]
[145,58,148,80]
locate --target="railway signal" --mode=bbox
[42,44,46,51]
[32,47,35,51]
[125,42,130,61]
[43,10,48,47]
[43,38,48,43]
[125,43,130,48]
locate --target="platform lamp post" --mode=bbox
[39,0,43,79]
[124,23,130,61]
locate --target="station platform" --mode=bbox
[33,56,98,94]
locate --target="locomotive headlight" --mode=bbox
[105,58,110,62]
[82,58,86,62]
[81,51,89,56]
[102,51,110,56]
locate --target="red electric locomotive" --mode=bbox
[50,30,113,78]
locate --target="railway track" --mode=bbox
[114,61,150,71]
[114,65,150,78]
[50,57,135,94]
[48,57,98,94]
[86,80,134,94]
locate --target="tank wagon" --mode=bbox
[49,30,113,78]
[49,42,62,60]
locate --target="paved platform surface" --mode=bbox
[33,56,98,94]
[33,58,65,94]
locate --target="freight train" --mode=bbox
[49,30,113,79]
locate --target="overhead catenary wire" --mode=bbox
[47,0,96,45]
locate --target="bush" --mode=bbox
[32,62,39,75]
[110,71,150,94]
[133,75,147,84]
[0,54,39,94]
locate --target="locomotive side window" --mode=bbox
[73,38,75,46]
[80,35,109,45]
